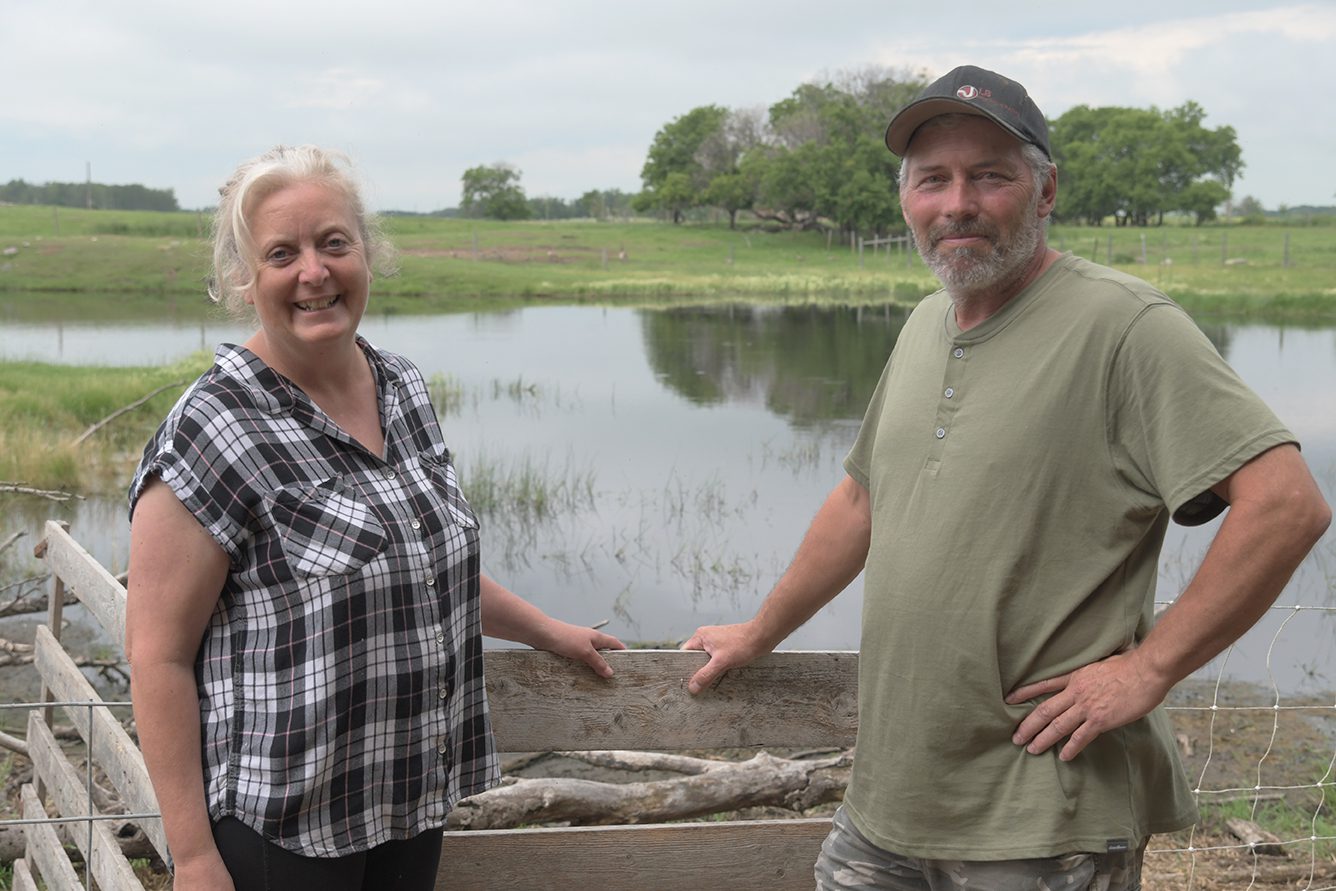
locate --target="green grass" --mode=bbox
[3,205,1334,318]
[1198,796,1336,858]
[0,353,211,492]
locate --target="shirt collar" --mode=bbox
[213,336,403,417]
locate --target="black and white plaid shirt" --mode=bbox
[129,339,499,856]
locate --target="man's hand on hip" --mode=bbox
[1005,651,1170,761]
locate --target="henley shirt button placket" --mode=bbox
[953,347,965,359]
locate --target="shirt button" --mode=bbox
[410,518,422,530]
[944,387,955,398]
[953,347,965,359]
[425,576,436,587]
[935,427,946,439]
[438,688,448,700]
[383,468,397,480]
[437,740,448,755]
[436,630,446,643]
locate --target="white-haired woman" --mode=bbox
[125,145,623,890]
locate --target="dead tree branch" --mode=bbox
[0,484,83,503]
[69,381,186,447]
[447,749,853,830]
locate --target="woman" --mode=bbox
[125,145,623,891]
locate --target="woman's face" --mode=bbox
[244,180,370,355]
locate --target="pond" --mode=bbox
[3,303,1334,695]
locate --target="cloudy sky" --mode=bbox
[4,0,1333,212]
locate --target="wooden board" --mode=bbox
[485,649,858,751]
[440,817,831,890]
[39,521,127,650]
[20,784,84,891]
[33,626,168,862]
[10,858,39,891]
[26,713,146,891]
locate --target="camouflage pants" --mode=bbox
[814,806,1144,891]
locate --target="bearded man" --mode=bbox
[682,66,1329,891]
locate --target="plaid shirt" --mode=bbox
[129,339,499,856]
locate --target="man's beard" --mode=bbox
[911,196,1045,296]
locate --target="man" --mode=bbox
[682,66,1330,890]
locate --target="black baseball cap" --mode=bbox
[885,66,1051,160]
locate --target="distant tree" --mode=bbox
[1052,102,1243,226]
[460,163,531,220]
[1235,195,1266,224]
[574,188,636,220]
[0,178,178,211]
[746,68,919,235]
[636,105,728,223]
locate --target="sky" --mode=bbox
[4,0,1334,213]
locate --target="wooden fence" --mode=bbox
[22,520,857,890]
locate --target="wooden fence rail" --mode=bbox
[22,520,859,890]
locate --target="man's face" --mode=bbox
[899,116,1052,295]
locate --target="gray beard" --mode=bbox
[912,205,1045,297]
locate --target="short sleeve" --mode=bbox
[128,382,254,560]
[1108,304,1295,526]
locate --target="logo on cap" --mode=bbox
[957,85,979,100]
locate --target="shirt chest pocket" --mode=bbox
[263,480,390,578]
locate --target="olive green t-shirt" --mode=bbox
[842,253,1294,860]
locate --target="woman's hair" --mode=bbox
[208,145,398,319]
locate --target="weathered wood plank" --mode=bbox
[440,818,830,890]
[20,784,84,891]
[38,522,126,650]
[33,626,168,862]
[484,649,858,751]
[26,714,146,891]
[11,858,39,891]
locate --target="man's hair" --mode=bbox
[208,144,397,320]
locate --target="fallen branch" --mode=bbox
[0,578,67,618]
[1225,817,1287,857]
[69,380,185,447]
[447,749,852,830]
[0,823,157,867]
[0,636,124,673]
[0,484,83,503]
[0,730,28,759]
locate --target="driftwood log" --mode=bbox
[447,748,852,830]
[1225,817,1287,857]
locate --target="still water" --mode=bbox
[3,305,1334,694]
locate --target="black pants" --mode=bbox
[212,817,444,891]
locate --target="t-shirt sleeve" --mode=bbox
[127,389,253,560]
[1108,304,1296,526]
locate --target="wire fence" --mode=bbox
[3,527,1334,889]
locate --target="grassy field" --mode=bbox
[1,205,1334,319]
[0,354,212,492]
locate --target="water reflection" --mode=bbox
[641,305,906,425]
[1,304,1333,693]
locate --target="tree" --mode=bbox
[1051,102,1243,226]
[1235,195,1267,224]
[460,164,531,220]
[637,105,728,223]
[747,69,919,235]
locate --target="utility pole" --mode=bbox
[85,162,92,210]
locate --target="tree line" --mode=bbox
[0,179,179,212]
[462,67,1246,230]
